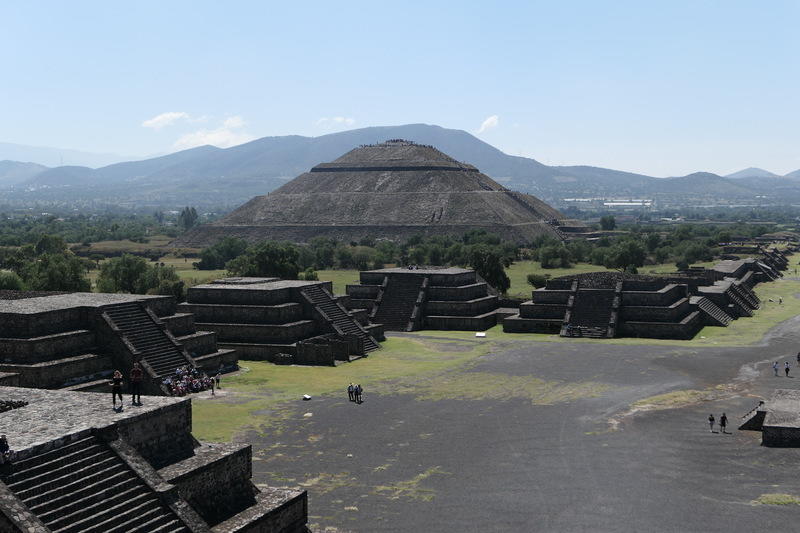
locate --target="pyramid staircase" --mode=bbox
[724,287,754,317]
[730,281,759,310]
[692,296,733,326]
[371,275,426,331]
[0,434,190,533]
[562,289,615,338]
[302,284,379,353]
[103,302,193,377]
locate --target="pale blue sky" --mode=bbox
[2,1,798,176]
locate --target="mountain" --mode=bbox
[0,160,48,188]
[0,142,134,168]
[784,169,800,179]
[725,167,780,179]
[5,124,799,208]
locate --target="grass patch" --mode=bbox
[374,466,449,502]
[753,493,800,505]
[632,390,709,410]
[316,269,360,294]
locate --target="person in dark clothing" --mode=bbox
[348,383,355,402]
[0,435,9,464]
[720,413,728,434]
[355,384,363,404]
[786,362,791,377]
[110,370,124,410]
[130,363,143,405]
[708,414,715,432]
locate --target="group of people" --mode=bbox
[110,362,223,410]
[163,365,220,397]
[347,383,364,404]
[708,413,728,433]
[771,352,800,377]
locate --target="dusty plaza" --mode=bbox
[182,277,800,532]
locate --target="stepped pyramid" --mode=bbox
[175,139,573,246]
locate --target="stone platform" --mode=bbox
[0,386,308,532]
[739,389,800,447]
[345,267,501,332]
[0,292,237,395]
[180,278,384,366]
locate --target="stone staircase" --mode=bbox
[730,282,759,309]
[302,285,379,352]
[104,302,192,377]
[372,275,425,331]
[563,289,615,338]
[693,296,732,326]
[724,287,754,317]
[0,434,190,532]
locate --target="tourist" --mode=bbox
[110,370,124,410]
[720,413,728,434]
[786,362,792,377]
[356,384,363,404]
[779,296,783,305]
[0,435,9,464]
[708,414,715,432]
[130,362,143,405]
[348,383,355,402]
[773,361,779,377]
[215,371,221,389]
[796,352,800,367]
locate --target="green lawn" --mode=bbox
[316,269,360,294]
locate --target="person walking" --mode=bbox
[773,361,779,377]
[355,384,363,404]
[720,413,728,434]
[347,383,355,402]
[786,362,792,377]
[130,362,143,405]
[795,352,800,367]
[110,370,124,411]
[708,414,715,432]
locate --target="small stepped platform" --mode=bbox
[563,289,615,338]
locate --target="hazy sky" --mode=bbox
[2,1,799,176]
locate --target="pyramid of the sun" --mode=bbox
[175,140,571,246]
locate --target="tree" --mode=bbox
[97,254,184,297]
[645,233,661,252]
[178,207,198,231]
[468,245,511,294]
[97,254,152,293]
[604,240,646,271]
[600,215,616,230]
[34,234,67,255]
[0,270,25,290]
[22,253,91,292]
[196,237,248,270]
[226,241,300,279]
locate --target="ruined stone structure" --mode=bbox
[0,386,308,532]
[179,278,384,366]
[174,140,586,247]
[345,267,501,331]
[0,292,236,395]
[504,249,789,340]
[740,389,800,447]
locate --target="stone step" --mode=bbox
[37,478,142,522]
[46,485,151,532]
[24,463,129,510]
[60,494,163,533]
[4,441,104,485]
[8,448,112,492]
[28,470,134,515]
[6,435,96,474]
[16,455,119,501]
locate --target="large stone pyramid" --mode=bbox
[175,140,571,246]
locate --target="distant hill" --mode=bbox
[5,124,800,208]
[784,169,800,179]
[0,160,48,188]
[0,142,133,168]
[725,167,780,179]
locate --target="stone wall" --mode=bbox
[197,321,317,343]
[763,427,800,447]
[180,303,303,324]
[0,330,96,364]
[115,399,196,469]
[621,284,687,306]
